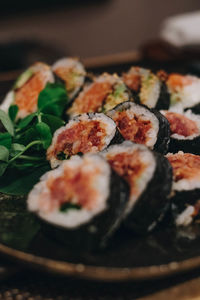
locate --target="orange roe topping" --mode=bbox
[69,81,112,114]
[165,112,198,137]
[167,153,200,182]
[107,151,147,196]
[43,165,100,212]
[167,73,193,91]
[122,73,141,91]
[112,111,152,144]
[15,72,46,114]
[48,120,106,158]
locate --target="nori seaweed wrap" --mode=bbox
[161,110,200,154]
[47,112,124,168]
[107,101,170,154]
[122,67,170,110]
[166,152,200,227]
[103,141,173,233]
[27,154,129,251]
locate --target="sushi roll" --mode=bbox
[107,101,170,153]
[1,62,54,119]
[161,110,200,154]
[67,73,130,118]
[52,57,86,101]
[166,152,200,226]
[103,141,172,233]
[27,154,129,250]
[122,67,170,110]
[47,113,124,168]
[167,73,200,112]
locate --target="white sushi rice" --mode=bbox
[107,102,159,148]
[0,62,54,118]
[166,151,200,191]
[175,205,195,227]
[47,113,117,168]
[52,57,85,99]
[168,75,200,110]
[102,141,156,215]
[161,110,200,140]
[28,154,110,228]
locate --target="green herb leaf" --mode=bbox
[60,203,81,212]
[10,143,26,157]
[42,114,65,134]
[38,83,68,117]
[8,105,18,122]
[0,162,8,176]
[0,164,50,195]
[0,109,14,136]
[0,133,12,149]
[0,146,9,162]
[36,122,52,149]
[18,113,36,129]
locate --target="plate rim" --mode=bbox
[1,242,200,281]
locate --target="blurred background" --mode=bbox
[0,0,200,71]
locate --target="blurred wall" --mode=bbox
[0,0,200,58]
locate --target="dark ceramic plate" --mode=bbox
[1,58,200,281]
[1,187,200,281]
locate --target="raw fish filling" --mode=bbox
[165,112,198,137]
[40,165,101,212]
[167,153,200,182]
[122,73,141,91]
[15,72,46,114]
[50,120,107,158]
[69,82,112,114]
[167,74,193,92]
[107,151,147,197]
[112,111,152,144]
[54,66,81,93]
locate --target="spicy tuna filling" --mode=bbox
[122,73,141,91]
[49,120,107,159]
[15,72,46,114]
[167,153,200,182]
[164,112,198,137]
[112,111,152,144]
[69,81,112,114]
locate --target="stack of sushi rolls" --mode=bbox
[67,73,131,118]
[161,110,200,154]
[103,141,173,233]
[122,67,170,110]
[52,57,86,102]
[107,101,170,154]
[166,152,200,227]
[47,113,124,168]
[166,73,200,113]
[27,154,129,250]
[1,62,54,119]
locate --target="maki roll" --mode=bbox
[167,73,200,112]
[122,67,170,110]
[47,113,123,168]
[52,57,86,101]
[166,152,200,226]
[67,73,130,118]
[107,101,170,153]
[27,154,129,250]
[103,141,172,233]
[1,62,54,119]
[161,110,200,154]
